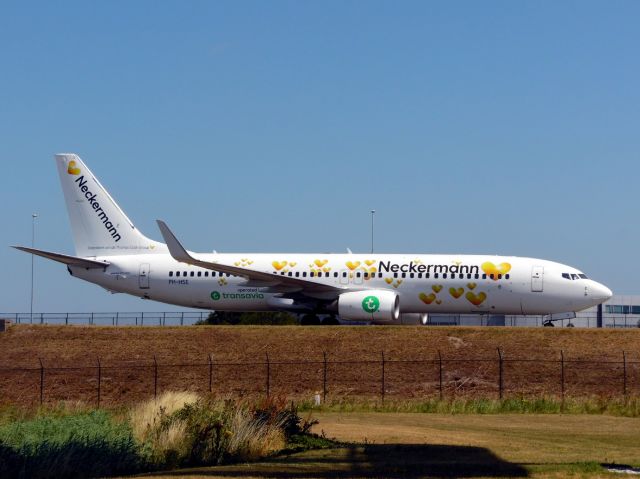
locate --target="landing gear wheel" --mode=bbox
[543,321,555,327]
[300,314,321,326]
[321,316,340,326]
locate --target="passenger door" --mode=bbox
[531,265,544,292]
[139,263,150,289]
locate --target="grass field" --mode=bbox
[131,412,640,478]
[1,325,640,407]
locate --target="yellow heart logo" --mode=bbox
[432,285,443,293]
[364,260,376,266]
[234,262,240,266]
[289,262,297,267]
[481,261,511,280]
[449,287,464,299]
[67,160,81,175]
[368,267,377,274]
[323,267,331,272]
[384,278,393,284]
[467,282,477,290]
[346,261,361,270]
[272,261,287,271]
[314,259,328,268]
[419,292,436,304]
[466,291,487,306]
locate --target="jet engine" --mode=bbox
[338,290,400,323]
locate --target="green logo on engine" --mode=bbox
[362,295,380,313]
[211,291,221,301]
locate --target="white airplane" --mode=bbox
[13,154,612,325]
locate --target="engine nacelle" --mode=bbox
[338,290,400,323]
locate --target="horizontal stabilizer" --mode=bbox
[12,246,110,269]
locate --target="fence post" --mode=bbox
[38,358,44,406]
[208,353,213,393]
[96,357,101,407]
[437,350,443,400]
[560,350,565,405]
[497,347,503,400]
[153,355,158,399]
[623,351,627,399]
[323,351,328,402]
[265,352,270,397]
[381,351,386,403]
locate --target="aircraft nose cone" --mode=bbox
[591,282,613,302]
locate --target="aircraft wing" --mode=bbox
[156,220,342,293]
[12,246,110,269]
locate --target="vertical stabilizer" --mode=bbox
[56,154,166,257]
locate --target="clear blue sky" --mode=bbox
[1,1,639,313]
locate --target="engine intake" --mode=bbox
[338,290,400,323]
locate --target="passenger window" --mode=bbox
[467,273,471,279]
[190,271,194,277]
[303,272,307,277]
[169,271,173,277]
[295,272,300,277]
[459,274,464,279]
[482,274,487,279]
[378,272,383,278]
[410,273,414,278]
[401,272,406,278]
[288,272,292,276]
[498,274,502,279]
[418,273,422,278]
[505,274,510,279]
[426,273,430,278]
[434,273,439,279]
[394,273,398,278]
[342,272,346,278]
[197,271,202,277]
[334,272,338,278]
[443,273,447,279]
[310,272,315,277]
[475,273,479,279]
[205,272,209,277]
[183,271,187,277]
[356,272,361,278]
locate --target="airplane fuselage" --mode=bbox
[71,253,611,317]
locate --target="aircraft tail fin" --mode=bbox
[56,154,166,257]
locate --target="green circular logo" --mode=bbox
[362,295,380,313]
[211,291,221,301]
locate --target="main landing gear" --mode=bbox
[299,314,339,326]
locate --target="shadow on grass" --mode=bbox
[147,443,528,478]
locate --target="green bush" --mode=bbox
[0,410,142,479]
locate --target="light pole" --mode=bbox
[370,210,375,254]
[30,213,38,323]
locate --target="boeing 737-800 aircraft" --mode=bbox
[13,154,612,324]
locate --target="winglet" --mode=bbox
[156,220,193,264]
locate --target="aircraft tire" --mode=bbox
[300,314,321,326]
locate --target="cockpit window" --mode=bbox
[578,273,588,279]
[562,273,571,280]
[571,274,579,280]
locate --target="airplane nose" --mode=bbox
[590,282,613,302]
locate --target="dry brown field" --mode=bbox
[1,325,639,407]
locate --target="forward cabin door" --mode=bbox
[139,263,150,289]
[531,265,544,292]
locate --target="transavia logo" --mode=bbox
[67,160,81,175]
[362,295,380,313]
[211,291,264,301]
